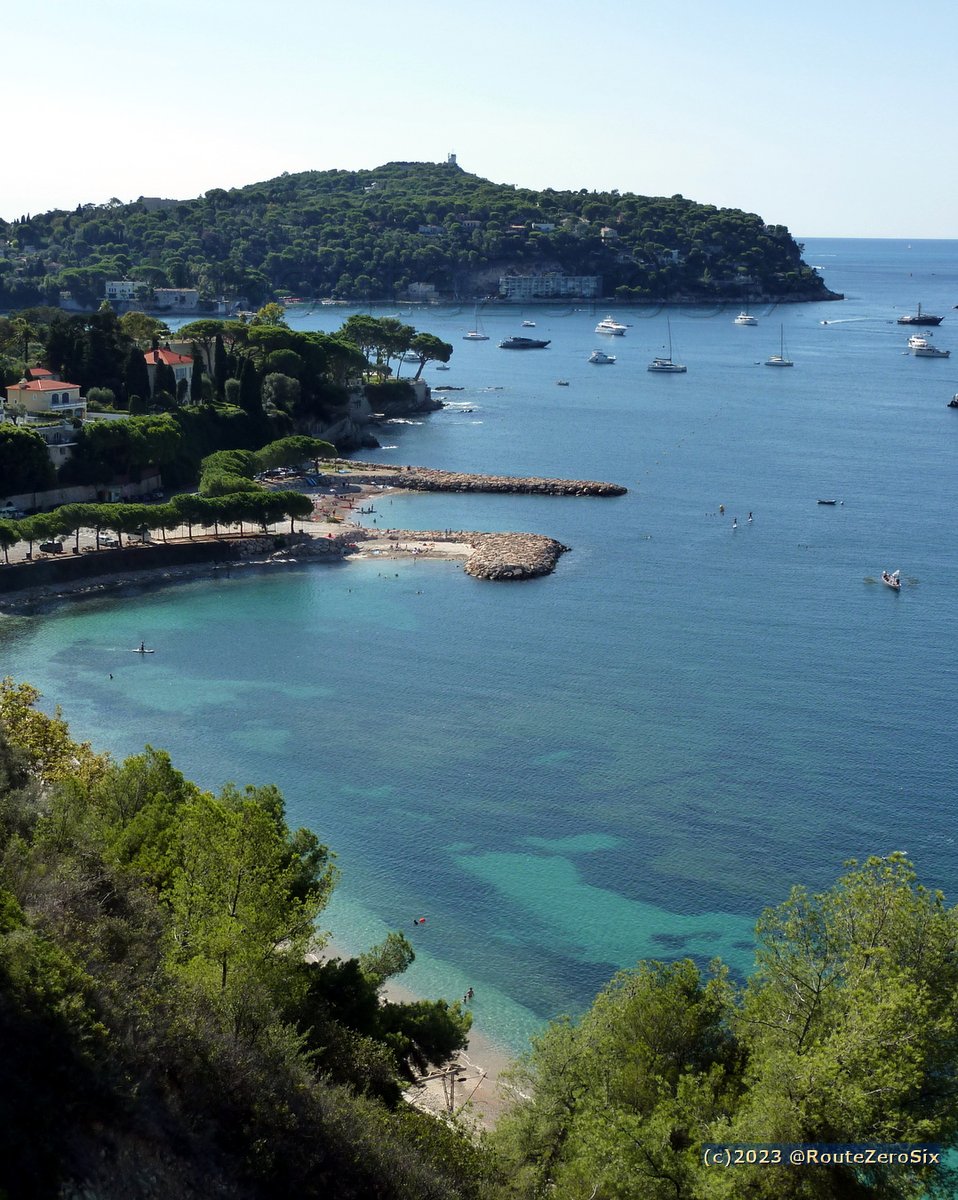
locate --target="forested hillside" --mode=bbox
[1,160,834,309]
[2,681,958,1198]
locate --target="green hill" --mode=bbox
[2,160,837,309]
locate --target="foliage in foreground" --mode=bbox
[0,679,482,1200]
[491,854,958,1199]
[3,677,957,1200]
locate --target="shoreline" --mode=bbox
[314,938,524,1131]
[0,460,631,613]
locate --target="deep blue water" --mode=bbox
[2,238,957,1052]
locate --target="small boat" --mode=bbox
[556,379,570,385]
[897,303,943,326]
[499,335,550,349]
[881,569,901,591]
[948,395,958,408]
[908,334,950,358]
[589,349,616,364]
[521,319,536,327]
[648,319,686,372]
[734,310,758,326]
[765,325,793,367]
[131,646,155,654]
[434,363,451,371]
[595,315,627,336]
[817,499,837,505]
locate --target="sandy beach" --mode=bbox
[310,938,524,1132]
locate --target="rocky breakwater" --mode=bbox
[331,463,628,498]
[464,532,568,580]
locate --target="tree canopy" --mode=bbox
[0,161,832,308]
[492,854,958,1200]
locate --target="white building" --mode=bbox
[105,280,143,302]
[152,288,200,310]
[498,274,601,301]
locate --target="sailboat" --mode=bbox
[648,319,687,372]
[463,302,489,341]
[765,325,793,367]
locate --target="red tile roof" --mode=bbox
[145,348,193,366]
[13,379,81,392]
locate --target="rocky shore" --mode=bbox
[0,462,626,610]
[356,529,569,580]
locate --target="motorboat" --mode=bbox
[817,499,837,505]
[648,319,686,372]
[881,569,901,591]
[948,395,958,408]
[734,310,758,325]
[556,379,570,385]
[765,325,793,367]
[898,303,943,326]
[521,319,536,327]
[595,315,627,336]
[588,349,616,364]
[499,335,550,349]
[434,363,450,371]
[908,334,950,358]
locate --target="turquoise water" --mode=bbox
[3,238,958,1053]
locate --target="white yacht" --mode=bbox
[908,334,950,358]
[589,349,616,364]
[595,315,627,336]
[734,311,758,326]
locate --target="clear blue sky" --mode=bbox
[11,0,958,238]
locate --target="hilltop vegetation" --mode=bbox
[1,160,833,309]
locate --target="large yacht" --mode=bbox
[898,303,943,327]
[499,335,551,349]
[595,315,627,336]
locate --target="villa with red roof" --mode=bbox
[5,377,86,420]
[145,346,194,396]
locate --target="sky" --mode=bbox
[8,0,958,238]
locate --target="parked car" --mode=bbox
[98,534,119,547]
[39,540,64,554]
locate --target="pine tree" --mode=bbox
[238,357,262,417]
[124,348,151,410]
[214,334,228,400]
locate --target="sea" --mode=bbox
[2,237,957,1056]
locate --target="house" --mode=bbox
[144,346,194,396]
[151,287,200,310]
[105,280,145,303]
[5,377,87,421]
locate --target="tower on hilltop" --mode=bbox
[446,152,457,166]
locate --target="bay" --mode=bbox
[2,237,957,1054]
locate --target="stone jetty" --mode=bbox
[347,529,568,581]
[317,462,627,498]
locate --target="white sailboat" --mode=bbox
[648,319,686,372]
[765,325,793,367]
[463,302,489,341]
